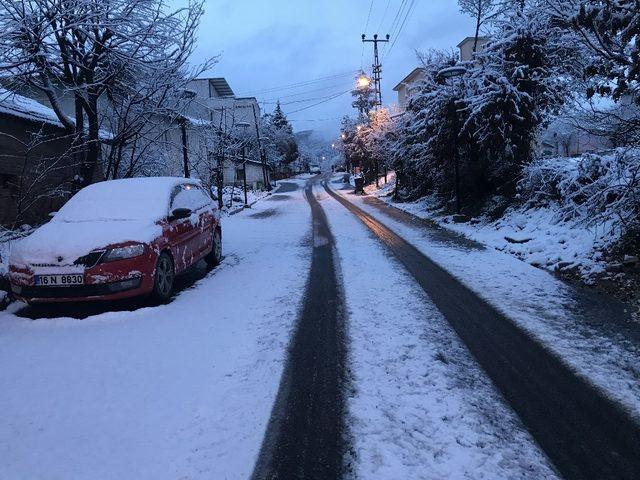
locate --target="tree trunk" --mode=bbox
[73,96,86,190]
[473,12,481,53]
[81,93,100,187]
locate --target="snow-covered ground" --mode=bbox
[0,179,311,480]
[382,192,612,280]
[333,176,640,422]
[316,184,558,479]
[365,158,634,285]
[219,185,271,215]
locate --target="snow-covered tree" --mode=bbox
[565,0,640,104]
[340,115,369,174]
[351,71,376,122]
[390,50,462,201]
[0,0,210,186]
[262,102,299,175]
[461,9,570,199]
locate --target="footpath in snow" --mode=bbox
[315,184,558,479]
[0,179,311,480]
[332,174,640,421]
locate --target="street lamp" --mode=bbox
[436,65,467,216]
[357,74,371,89]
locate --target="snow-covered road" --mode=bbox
[0,180,311,480]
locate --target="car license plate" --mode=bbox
[35,274,84,287]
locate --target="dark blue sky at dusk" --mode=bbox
[177,1,475,138]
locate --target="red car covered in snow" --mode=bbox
[9,177,221,304]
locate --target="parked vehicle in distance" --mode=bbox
[334,165,346,172]
[9,177,221,304]
[309,164,321,174]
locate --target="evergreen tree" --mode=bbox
[351,72,377,122]
[264,102,299,170]
[270,101,294,133]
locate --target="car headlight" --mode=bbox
[101,244,145,263]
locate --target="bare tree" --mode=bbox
[0,0,211,187]
[458,0,501,52]
[0,126,77,228]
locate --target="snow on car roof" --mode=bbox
[55,177,199,223]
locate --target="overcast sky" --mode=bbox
[180,1,475,139]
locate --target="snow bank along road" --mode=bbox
[323,177,640,480]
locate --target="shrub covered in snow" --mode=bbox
[519,149,640,250]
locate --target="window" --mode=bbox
[171,184,210,211]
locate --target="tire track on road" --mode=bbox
[323,181,640,480]
[251,177,349,480]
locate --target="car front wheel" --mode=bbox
[205,228,222,267]
[152,251,175,302]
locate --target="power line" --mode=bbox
[261,89,354,106]
[364,0,375,33]
[289,117,344,123]
[285,89,351,115]
[381,0,408,57]
[259,81,354,102]
[376,0,392,32]
[387,0,408,41]
[239,70,358,96]
[361,0,375,69]
[384,0,416,60]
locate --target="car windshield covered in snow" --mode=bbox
[54,178,190,223]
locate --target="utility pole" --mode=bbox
[215,107,225,209]
[361,33,390,108]
[242,144,248,208]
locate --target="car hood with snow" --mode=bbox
[10,177,194,266]
[11,219,160,266]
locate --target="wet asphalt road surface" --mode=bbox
[323,180,640,480]
[251,177,349,480]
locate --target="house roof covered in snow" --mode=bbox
[0,88,114,140]
[0,88,65,128]
[392,67,426,92]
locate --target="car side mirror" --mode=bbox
[169,207,192,221]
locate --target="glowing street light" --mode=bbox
[357,74,371,89]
